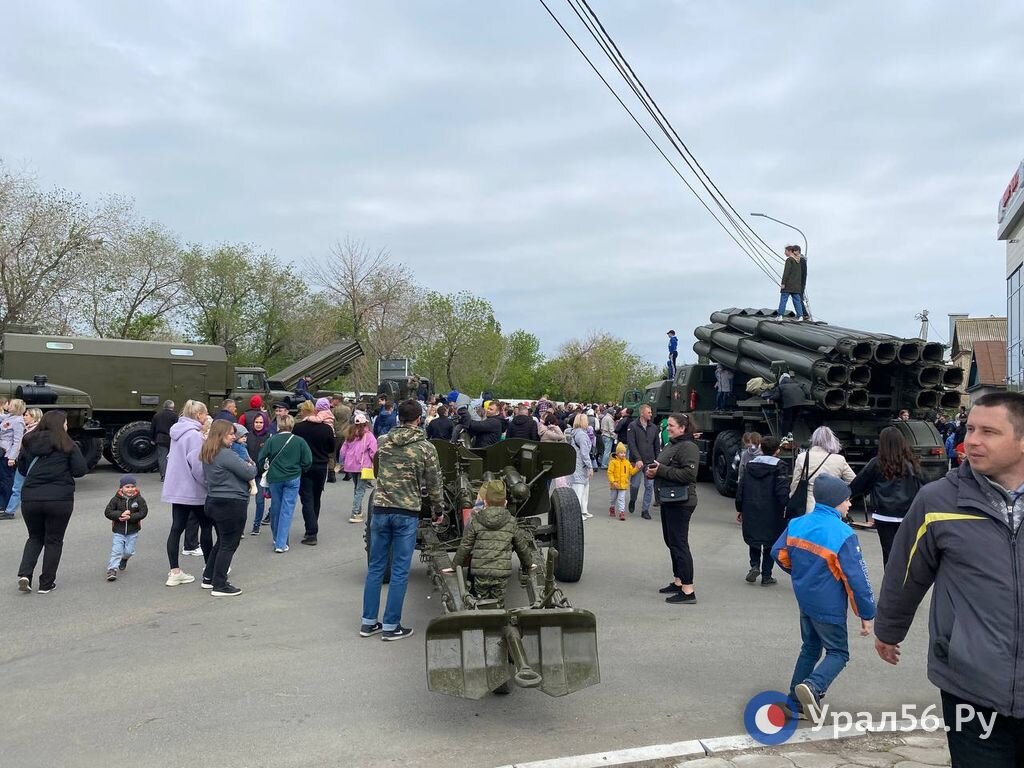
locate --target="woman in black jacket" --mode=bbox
[849,426,923,567]
[16,410,88,594]
[647,412,700,605]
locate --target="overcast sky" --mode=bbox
[2,1,1019,366]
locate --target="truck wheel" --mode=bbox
[712,430,742,498]
[364,492,392,584]
[110,421,158,474]
[75,437,102,471]
[549,487,584,582]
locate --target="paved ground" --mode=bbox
[672,732,950,767]
[2,464,939,768]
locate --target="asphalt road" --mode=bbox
[1,464,938,768]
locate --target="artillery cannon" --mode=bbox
[365,438,599,699]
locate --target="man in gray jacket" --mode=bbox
[627,404,661,519]
[875,392,1024,764]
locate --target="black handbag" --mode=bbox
[658,483,689,503]
[786,451,831,518]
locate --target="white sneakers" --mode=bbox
[165,571,196,586]
[182,548,203,557]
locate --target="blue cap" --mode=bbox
[813,475,851,509]
[119,474,138,488]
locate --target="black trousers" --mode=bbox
[167,503,212,570]
[183,507,201,551]
[299,464,329,537]
[748,545,774,578]
[660,501,695,583]
[942,690,1024,767]
[875,520,902,568]
[18,500,74,589]
[202,497,247,589]
[780,407,800,436]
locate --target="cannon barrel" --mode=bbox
[940,390,964,409]
[921,342,946,364]
[710,310,875,363]
[695,325,850,386]
[943,367,964,388]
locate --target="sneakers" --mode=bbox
[581,511,593,520]
[37,583,57,594]
[17,576,31,593]
[641,511,652,520]
[118,556,129,571]
[182,548,203,557]
[762,577,777,586]
[348,514,364,524]
[211,584,242,597]
[382,625,415,641]
[250,528,260,536]
[262,515,271,524]
[300,536,317,546]
[618,512,626,521]
[795,682,823,723]
[658,583,682,594]
[0,511,15,520]
[628,504,635,515]
[165,571,196,586]
[609,507,616,517]
[274,546,290,553]
[201,578,214,590]
[745,568,759,583]
[665,591,697,605]
[359,621,383,637]
[106,569,118,582]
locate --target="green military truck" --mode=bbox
[0,333,363,473]
[622,309,955,498]
[0,371,101,459]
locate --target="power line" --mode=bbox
[536,0,785,283]
[574,0,785,267]
[565,0,782,274]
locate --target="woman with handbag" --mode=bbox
[199,420,256,596]
[567,413,595,519]
[849,426,923,567]
[15,410,88,594]
[647,413,700,605]
[339,411,378,524]
[789,426,856,516]
[257,415,312,554]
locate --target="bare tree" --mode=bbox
[0,163,124,334]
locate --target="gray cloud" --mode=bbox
[1,0,1017,368]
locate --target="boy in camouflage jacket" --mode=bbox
[445,480,535,608]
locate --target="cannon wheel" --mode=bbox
[712,429,741,498]
[110,421,158,474]
[363,492,392,584]
[549,487,584,582]
[75,437,102,471]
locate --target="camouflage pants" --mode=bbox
[473,576,507,608]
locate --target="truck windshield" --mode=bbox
[237,373,262,390]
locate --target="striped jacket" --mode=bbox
[772,503,876,624]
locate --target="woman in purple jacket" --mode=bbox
[162,400,212,587]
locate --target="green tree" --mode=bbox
[417,291,501,392]
[492,330,543,397]
[543,332,657,402]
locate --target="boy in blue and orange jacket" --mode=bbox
[772,474,875,722]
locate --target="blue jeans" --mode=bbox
[6,470,25,514]
[789,613,850,700]
[250,479,266,532]
[600,438,613,469]
[778,292,805,317]
[268,477,300,550]
[629,471,654,514]
[0,452,14,510]
[362,509,419,631]
[352,476,370,516]
[108,532,139,570]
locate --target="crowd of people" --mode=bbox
[5,380,1024,763]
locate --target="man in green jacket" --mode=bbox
[360,400,444,642]
[444,480,535,608]
[776,245,805,321]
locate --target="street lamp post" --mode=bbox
[749,212,808,258]
[750,212,811,320]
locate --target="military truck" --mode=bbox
[0,373,102,461]
[623,308,956,497]
[0,333,363,473]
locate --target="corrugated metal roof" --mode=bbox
[969,340,1008,388]
[952,317,1007,356]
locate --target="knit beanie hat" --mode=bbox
[315,397,331,412]
[119,474,137,488]
[233,423,248,437]
[615,442,627,456]
[813,475,851,509]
